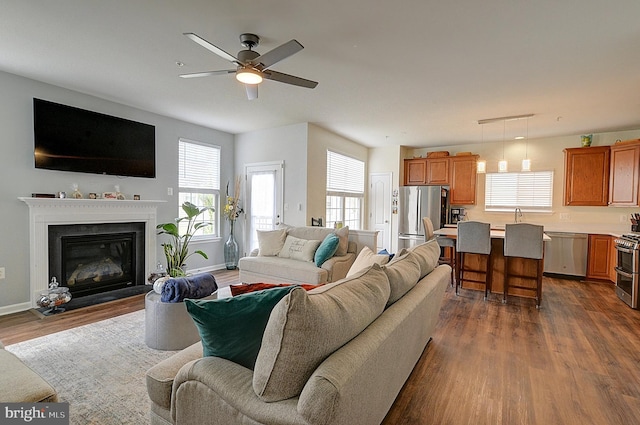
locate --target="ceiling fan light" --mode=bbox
[236,68,263,84]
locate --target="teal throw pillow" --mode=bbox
[314,233,340,266]
[185,286,296,370]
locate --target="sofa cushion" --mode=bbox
[282,225,350,257]
[381,251,422,306]
[333,226,350,256]
[238,256,329,284]
[314,233,340,266]
[408,239,441,278]
[278,235,321,262]
[230,283,321,296]
[346,246,390,277]
[185,286,297,370]
[252,263,391,402]
[256,229,287,256]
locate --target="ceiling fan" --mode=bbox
[180,32,318,100]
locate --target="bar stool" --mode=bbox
[503,223,544,308]
[456,221,492,300]
[423,217,455,286]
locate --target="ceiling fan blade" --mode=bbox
[263,70,318,89]
[245,84,258,100]
[183,33,243,66]
[252,40,304,70]
[179,70,235,78]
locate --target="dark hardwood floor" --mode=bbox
[1,270,639,424]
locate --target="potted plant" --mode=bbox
[157,201,213,277]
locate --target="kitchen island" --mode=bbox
[434,227,551,300]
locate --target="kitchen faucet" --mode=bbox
[514,208,523,223]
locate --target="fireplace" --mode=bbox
[20,197,163,308]
[48,222,145,297]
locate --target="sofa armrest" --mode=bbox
[321,252,356,282]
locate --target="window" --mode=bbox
[326,150,365,229]
[178,139,220,238]
[485,171,554,212]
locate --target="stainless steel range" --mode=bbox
[613,233,640,309]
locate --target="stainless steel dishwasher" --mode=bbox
[543,232,588,277]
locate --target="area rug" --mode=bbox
[5,310,180,425]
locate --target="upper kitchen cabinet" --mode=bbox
[449,155,478,205]
[426,157,450,185]
[404,158,427,185]
[609,139,640,206]
[563,146,610,206]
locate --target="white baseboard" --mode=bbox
[0,301,33,316]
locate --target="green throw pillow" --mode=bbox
[314,233,340,266]
[185,286,296,370]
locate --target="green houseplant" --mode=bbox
[157,201,213,277]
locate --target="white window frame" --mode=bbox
[178,138,220,239]
[326,150,365,229]
[484,171,554,212]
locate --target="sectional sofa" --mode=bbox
[146,239,449,425]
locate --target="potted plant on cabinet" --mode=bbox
[156,201,213,277]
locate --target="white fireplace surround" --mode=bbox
[19,197,165,308]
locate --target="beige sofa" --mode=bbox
[0,341,58,402]
[238,226,356,285]
[146,240,449,425]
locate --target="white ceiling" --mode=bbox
[2,1,640,148]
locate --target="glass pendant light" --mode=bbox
[521,117,531,171]
[498,120,508,172]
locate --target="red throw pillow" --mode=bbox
[230,282,320,297]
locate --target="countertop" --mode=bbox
[435,227,552,241]
[444,223,628,237]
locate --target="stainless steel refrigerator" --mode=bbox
[398,186,449,249]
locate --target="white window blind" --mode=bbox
[179,140,220,191]
[485,171,553,211]
[326,150,365,194]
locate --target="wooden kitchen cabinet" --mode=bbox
[608,235,618,283]
[426,157,450,185]
[403,158,427,185]
[586,234,612,281]
[564,146,610,206]
[449,155,478,205]
[609,139,640,206]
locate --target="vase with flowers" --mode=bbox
[223,177,244,270]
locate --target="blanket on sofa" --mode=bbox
[161,273,218,303]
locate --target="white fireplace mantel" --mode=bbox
[19,197,165,307]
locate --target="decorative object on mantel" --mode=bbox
[88,192,97,199]
[157,201,214,277]
[223,176,244,270]
[114,185,126,200]
[426,151,450,158]
[581,134,592,147]
[103,192,117,199]
[71,183,83,199]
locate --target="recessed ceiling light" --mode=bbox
[515,136,525,140]
[175,61,184,67]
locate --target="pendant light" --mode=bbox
[477,124,486,173]
[521,117,531,171]
[498,120,508,172]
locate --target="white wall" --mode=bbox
[0,71,235,313]
[409,128,640,229]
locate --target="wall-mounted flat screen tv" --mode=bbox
[33,98,156,178]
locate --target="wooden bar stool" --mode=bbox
[503,223,544,308]
[456,221,492,300]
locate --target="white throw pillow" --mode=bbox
[346,246,390,277]
[278,235,321,262]
[257,229,287,256]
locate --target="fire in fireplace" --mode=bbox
[48,222,145,297]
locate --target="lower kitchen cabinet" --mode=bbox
[586,234,613,281]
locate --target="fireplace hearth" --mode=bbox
[48,222,145,297]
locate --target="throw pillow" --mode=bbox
[256,229,287,256]
[252,264,391,402]
[381,250,422,306]
[346,246,391,277]
[408,239,441,278]
[314,233,340,266]
[185,286,296,370]
[333,226,350,256]
[278,235,321,262]
[230,283,321,296]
